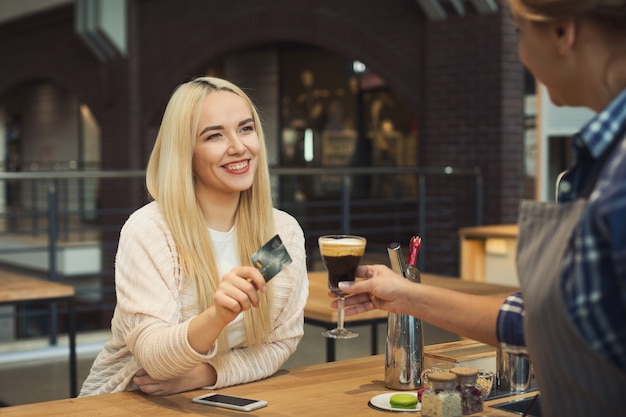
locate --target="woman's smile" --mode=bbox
[223,159,250,173]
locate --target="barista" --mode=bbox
[336,1,626,416]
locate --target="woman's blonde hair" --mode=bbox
[146,76,275,350]
[509,0,626,31]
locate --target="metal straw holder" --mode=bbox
[384,242,424,390]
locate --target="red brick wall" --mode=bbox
[134,0,425,126]
[417,9,524,274]
[0,0,526,280]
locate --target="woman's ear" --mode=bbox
[554,19,576,56]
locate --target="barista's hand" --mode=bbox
[331,264,413,315]
[214,266,267,324]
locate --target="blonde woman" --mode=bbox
[80,77,308,396]
[339,1,626,415]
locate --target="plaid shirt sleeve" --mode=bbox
[496,292,528,354]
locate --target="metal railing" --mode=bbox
[0,166,482,340]
[271,166,483,270]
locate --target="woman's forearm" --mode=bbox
[188,306,227,354]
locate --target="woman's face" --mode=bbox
[192,90,260,201]
[512,12,573,106]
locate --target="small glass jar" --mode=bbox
[421,372,462,417]
[451,367,483,415]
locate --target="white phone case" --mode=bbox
[192,393,268,412]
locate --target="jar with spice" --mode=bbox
[421,372,462,417]
[450,367,483,415]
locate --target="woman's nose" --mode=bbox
[227,134,246,153]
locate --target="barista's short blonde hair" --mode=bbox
[509,0,626,32]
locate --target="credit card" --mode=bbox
[250,234,292,282]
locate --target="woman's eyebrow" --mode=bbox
[199,124,222,136]
[199,118,254,137]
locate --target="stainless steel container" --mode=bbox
[497,349,532,392]
[384,242,424,390]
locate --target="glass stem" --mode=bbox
[337,296,346,330]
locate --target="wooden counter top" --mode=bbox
[1,354,538,417]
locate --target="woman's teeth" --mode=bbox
[226,160,248,171]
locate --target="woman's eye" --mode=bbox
[241,125,255,133]
[206,132,221,140]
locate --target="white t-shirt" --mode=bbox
[209,227,246,348]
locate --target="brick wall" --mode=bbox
[0,0,526,281]
[417,10,524,275]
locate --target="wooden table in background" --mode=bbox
[458,224,519,283]
[0,270,77,397]
[0,354,538,417]
[305,271,518,362]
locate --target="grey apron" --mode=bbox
[517,197,626,416]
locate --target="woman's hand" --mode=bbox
[133,363,216,395]
[213,266,267,324]
[188,266,267,354]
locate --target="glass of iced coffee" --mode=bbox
[318,234,367,339]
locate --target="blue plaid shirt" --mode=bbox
[496,89,626,372]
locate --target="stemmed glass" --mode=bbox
[318,235,367,339]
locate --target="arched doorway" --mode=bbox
[188,43,421,263]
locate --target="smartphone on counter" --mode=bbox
[192,393,268,412]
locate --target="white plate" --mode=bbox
[368,392,421,413]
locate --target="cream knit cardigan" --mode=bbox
[79,201,308,396]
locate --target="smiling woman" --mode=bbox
[78,77,308,397]
[192,91,260,209]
